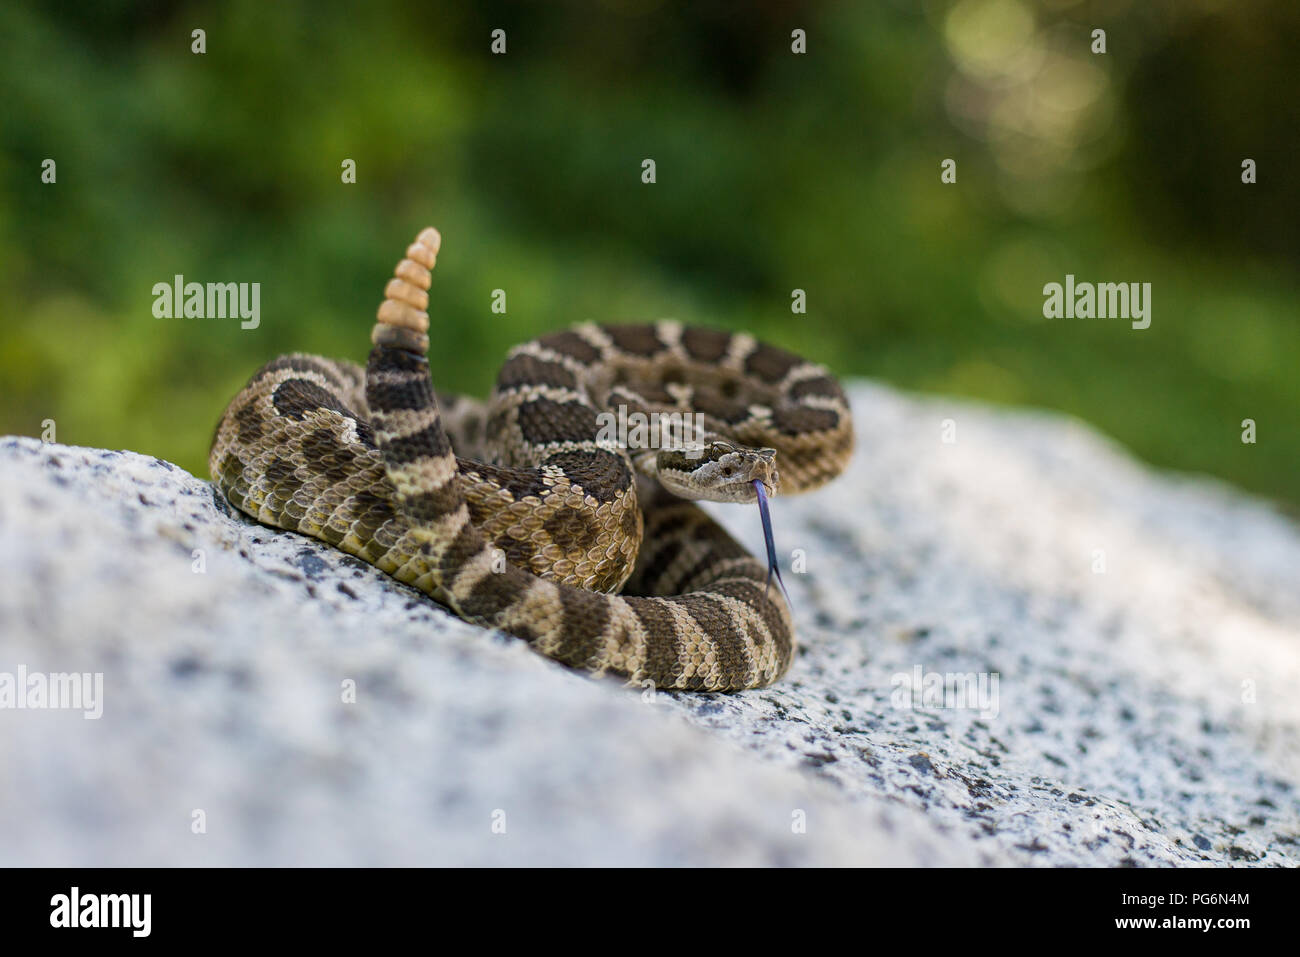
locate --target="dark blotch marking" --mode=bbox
[630,598,684,682]
[459,564,527,620]
[383,422,452,465]
[537,329,602,365]
[542,507,597,551]
[789,375,844,402]
[368,373,433,413]
[771,406,840,436]
[351,489,392,518]
[619,505,640,551]
[437,520,485,582]
[691,389,753,424]
[681,327,731,363]
[401,484,463,523]
[744,344,802,384]
[553,587,612,667]
[516,397,601,447]
[543,450,632,504]
[509,620,540,645]
[233,400,265,444]
[682,594,749,676]
[711,578,786,652]
[497,353,578,392]
[499,534,538,572]
[272,378,359,424]
[308,428,361,484]
[603,324,664,358]
[367,344,429,376]
[463,460,552,503]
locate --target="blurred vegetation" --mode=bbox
[1,0,1296,504]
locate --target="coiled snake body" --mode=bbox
[210,228,853,690]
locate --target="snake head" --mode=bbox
[656,443,780,503]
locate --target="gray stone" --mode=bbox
[1,382,1297,866]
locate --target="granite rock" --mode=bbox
[1,382,1296,866]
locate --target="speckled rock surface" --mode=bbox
[1,382,1297,866]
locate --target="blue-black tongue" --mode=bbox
[753,480,791,609]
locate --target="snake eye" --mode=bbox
[721,466,734,476]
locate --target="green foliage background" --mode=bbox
[1,0,1296,504]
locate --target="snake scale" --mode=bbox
[210,228,854,690]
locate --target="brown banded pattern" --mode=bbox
[209,228,853,690]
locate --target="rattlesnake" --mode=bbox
[210,228,853,690]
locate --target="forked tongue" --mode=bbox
[753,480,791,609]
